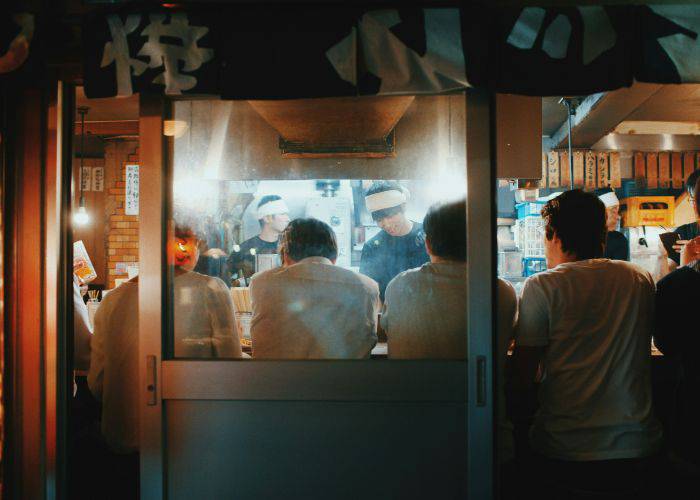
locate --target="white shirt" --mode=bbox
[382,262,467,359]
[515,259,663,461]
[73,281,93,371]
[88,272,242,452]
[88,282,139,453]
[250,257,380,359]
[382,263,518,462]
[173,271,242,359]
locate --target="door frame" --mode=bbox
[138,90,496,499]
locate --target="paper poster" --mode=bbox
[547,151,560,188]
[646,153,658,189]
[125,164,140,216]
[584,151,596,190]
[573,151,585,187]
[609,152,621,188]
[92,166,104,192]
[658,152,670,188]
[73,240,97,283]
[671,152,683,188]
[80,166,92,192]
[559,151,571,188]
[597,152,609,188]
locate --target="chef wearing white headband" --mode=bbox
[228,195,291,279]
[360,181,429,299]
[598,189,629,261]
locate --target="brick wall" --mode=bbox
[106,147,139,288]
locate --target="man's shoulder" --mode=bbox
[385,265,429,296]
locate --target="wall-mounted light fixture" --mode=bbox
[74,106,90,226]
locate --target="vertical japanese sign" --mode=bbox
[547,151,560,188]
[671,152,683,188]
[646,153,658,189]
[539,152,547,188]
[573,151,585,188]
[559,151,570,188]
[597,152,609,188]
[92,166,105,191]
[584,152,596,190]
[658,152,670,188]
[125,164,139,215]
[81,166,92,192]
[609,152,621,188]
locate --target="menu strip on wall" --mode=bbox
[646,153,658,189]
[609,152,621,188]
[125,164,140,216]
[584,151,596,190]
[559,151,570,188]
[633,152,646,182]
[672,152,683,188]
[573,151,585,188]
[540,152,547,188]
[597,152,609,188]
[658,152,670,188]
[548,151,560,188]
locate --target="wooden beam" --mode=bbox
[75,120,139,136]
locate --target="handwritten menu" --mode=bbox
[559,151,571,188]
[125,164,140,216]
[597,153,609,188]
[584,152,596,190]
[540,152,547,188]
[658,153,670,188]
[92,166,104,192]
[573,151,585,187]
[609,152,621,188]
[646,153,658,189]
[81,166,91,192]
[547,151,560,188]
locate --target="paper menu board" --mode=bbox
[73,240,97,284]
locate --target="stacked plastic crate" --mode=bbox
[514,201,547,276]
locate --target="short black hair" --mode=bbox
[365,181,406,221]
[279,218,338,262]
[423,200,466,261]
[542,189,606,260]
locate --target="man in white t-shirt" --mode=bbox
[509,189,662,493]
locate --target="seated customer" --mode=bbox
[654,177,700,467]
[509,190,662,493]
[172,224,243,358]
[380,200,519,465]
[89,225,242,452]
[250,218,380,359]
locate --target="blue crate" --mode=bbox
[523,257,547,277]
[515,201,546,219]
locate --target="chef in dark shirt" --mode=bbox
[599,190,629,261]
[669,170,700,265]
[228,195,290,279]
[360,181,429,299]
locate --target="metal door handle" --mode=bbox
[146,355,157,406]
[476,356,487,407]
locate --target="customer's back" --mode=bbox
[250,218,380,359]
[518,258,661,459]
[88,280,139,453]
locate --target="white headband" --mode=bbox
[257,199,289,219]
[599,192,619,208]
[365,189,408,213]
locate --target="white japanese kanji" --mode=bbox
[101,14,147,97]
[138,13,214,94]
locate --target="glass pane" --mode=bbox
[166,95,467,360]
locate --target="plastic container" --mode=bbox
[514,217,546,258]
[515,201,546,219]
[620,196,675,227]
